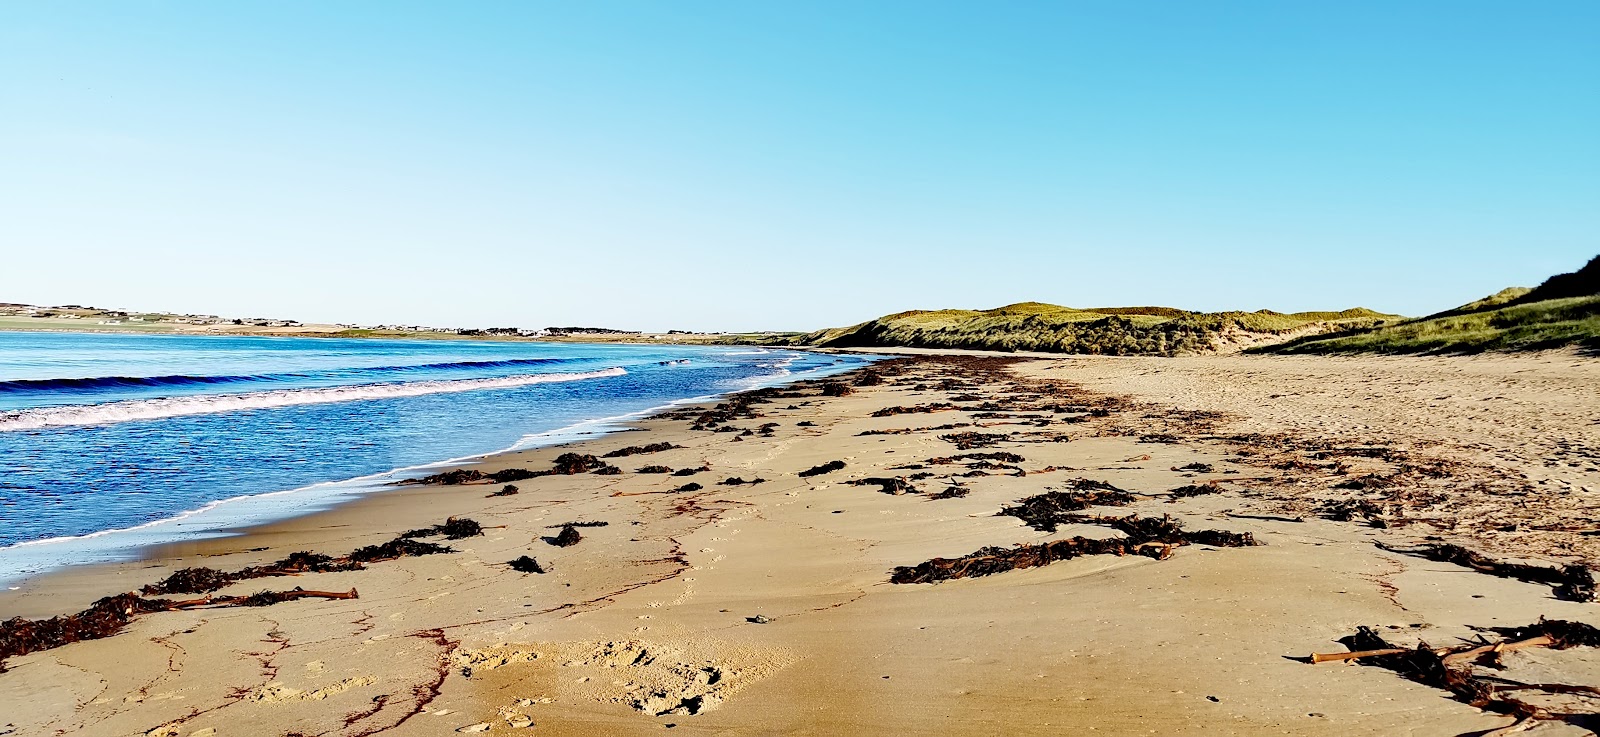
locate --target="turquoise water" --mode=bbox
[0,332,869,583]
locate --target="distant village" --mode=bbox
[0,302,739,339]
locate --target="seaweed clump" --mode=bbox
[1377,543,1596,602]
[603,442,682,458]
[141,519,478,596]
[507,556,546,574]
[547,525,583,547]
[798,461,846,478]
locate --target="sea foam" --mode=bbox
[0,367,627,431]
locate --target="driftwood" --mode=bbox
[1309,619,1600,729]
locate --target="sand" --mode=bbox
[2,351,1597,736]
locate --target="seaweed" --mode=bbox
[798,460,846,478]
[925,452,1025,465]
[1377,543,1596,602]
[507,556,546,574]
[819,382,854,396]
[871,403,957,418]
[892,513,1257,584]
[998,486,1137,532]
[636,465,673,474]
[547,525,583,547]
[602,442,682,458]
[938,432,1010,450]
[401,517,484,540]
[0,589,357,672]
[848,477,919,495]
[1168,483,1221,498]
[1310,618,1600,729]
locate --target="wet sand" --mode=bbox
[2,351,1598,736]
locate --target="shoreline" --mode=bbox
[0,351,868,589]
[3,351,1597,735]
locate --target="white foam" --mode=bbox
[0,354,876,586]
[0,367,627,431]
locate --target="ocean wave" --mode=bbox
[0,357,575,394]
[0,367,627,431]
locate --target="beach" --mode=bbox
[3,351,1598,736]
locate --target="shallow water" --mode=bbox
[0,332,869,582]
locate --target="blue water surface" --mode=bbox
[0,332,869,582]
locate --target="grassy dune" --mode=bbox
[778,303,1392,356]
[1257,256,1600,355]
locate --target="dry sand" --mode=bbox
[2,351,1597,736]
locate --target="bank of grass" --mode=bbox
[779,303,1392,356]
[1254,295,1600,355]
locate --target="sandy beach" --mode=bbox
[3,351,1598,736]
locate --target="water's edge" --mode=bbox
[0,352,869,588]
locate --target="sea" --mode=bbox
[0,331,872,585]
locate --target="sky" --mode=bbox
[1,2,1596,332]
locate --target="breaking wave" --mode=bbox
[0,357,574,394]
[0,367,627,431]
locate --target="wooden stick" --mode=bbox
[1440,636,1553,667]
[1310,648,1408,664]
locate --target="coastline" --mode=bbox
[3,350,1598,735]
[0,349,865,589]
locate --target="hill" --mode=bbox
[774,303,1395,356]
[1256,255,1600,355]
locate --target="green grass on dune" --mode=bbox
[1256,255,1600,355]
[1253,295,1600,355]
[772,302,1393,356]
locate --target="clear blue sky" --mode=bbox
[2,2,1595,331]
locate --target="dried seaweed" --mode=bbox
[507,556,546,574]
[487,484,520,497]
[401,517,484,540]
[999,486,1137,532]
[893,513,1257,584]
[819,382,854,396]
[636,465,673,474]
[871,403,957,418]
[849,477,919,495]
[1169,483,1221,498]
[603,442,682,458]
[798,461,846,478]
[1,588,358,672]
[1312,619,1600,728]
[141,520,471,596]
[939,432,1010,450]
[547,525,583,547]
[1377,543,1596,602]
[925,452,1025,465]
[719,477,766,486]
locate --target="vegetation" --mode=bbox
[1256,255,1600,355]
[773,303,1392,356]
